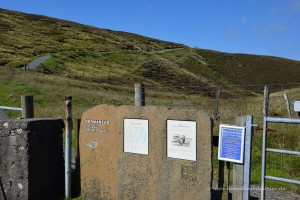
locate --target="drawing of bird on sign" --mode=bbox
[171,134,192,147]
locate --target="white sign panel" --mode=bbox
[294,101,300,112]
[167,120,197,161]
[124,119,149,155]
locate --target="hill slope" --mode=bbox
[1,8,300,96]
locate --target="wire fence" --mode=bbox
[1,66,300,124]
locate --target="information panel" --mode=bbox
[167,120,197,161]
[124,119,149,155]
[218,125,245,163]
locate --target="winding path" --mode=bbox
[26,55,51,70]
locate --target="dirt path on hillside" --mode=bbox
[25,55,51,70]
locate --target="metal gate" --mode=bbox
[261,116,300,200]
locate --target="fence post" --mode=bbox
[261,85,269,200]
[213,87,221,120]
[135,83,145,106]
[243,115,253,200]
[65,96,72,199]
[21,96,34,118]
[263,85,269,116]
[218,161,230,200]
[283,92,291,118]
[232,116,246,200]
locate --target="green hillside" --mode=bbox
[1,8,300,97]
[1,9,300,195]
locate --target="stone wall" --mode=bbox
[80,105,212,200]
[0,119,64,200]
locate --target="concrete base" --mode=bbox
[0,119,64,200]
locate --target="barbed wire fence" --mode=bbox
[1,64,300,123]
[130,82,300,124]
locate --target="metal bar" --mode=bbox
[243,115,253,200]
[261,116,268,200]
[65,96,72,199]
[265,176,300,185]
[266,116,300,124]
[0,106,22,111]
[266,148,300,155]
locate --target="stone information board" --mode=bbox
[80,104,212,200]
[218,124,245,163]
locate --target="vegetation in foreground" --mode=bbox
[0,8,299,198]
[1,69,299,197]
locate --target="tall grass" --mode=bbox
[1,68,299,194]
[213,91,300,193]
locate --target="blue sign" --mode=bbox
[218,125,245,163]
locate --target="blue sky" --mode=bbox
[1,0,300,61]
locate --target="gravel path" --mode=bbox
[212,180,300,200]
[0,109,9,120]
[249,185,300,200]
[25,55,51,70]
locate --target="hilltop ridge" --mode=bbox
[1,8,300,96]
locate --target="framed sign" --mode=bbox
[294,101,300,112]
[167,120,197,161]
[124,119,149,155]
[218,125,245,164]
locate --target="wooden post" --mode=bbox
[218,161,230,200]
[217,115,230,200]
[213,87,221,120]
[76,119,81,154]
[21,96,34,118]
[284,92,291,118]
[232,116,246,200]
[263,85,269,116]
[135,83,145,106]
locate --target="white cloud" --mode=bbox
[290,0,300,13]
[265,24,290,34]
[226,27,239,40]
[240,16,248,24]
[252,23,290,36]
[269,0,300,14]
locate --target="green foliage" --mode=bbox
[1,8,300,196]
[1,8,300,97]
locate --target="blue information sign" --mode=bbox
[218,125,245,163]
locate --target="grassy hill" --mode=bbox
[1,9,300,196]
[1,8,300,97]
